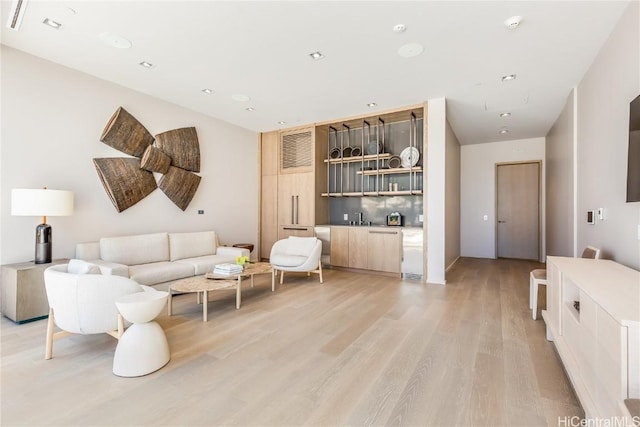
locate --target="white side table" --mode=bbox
[113,290,170,377]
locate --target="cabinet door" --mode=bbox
[295,172,315,226]
[278,172,314,226]
[348,228,369,269]
[279,226,314,239]
[367,229,401,273]
[330,227,349,267]
[260,174,278,259]
[261,131,279,176]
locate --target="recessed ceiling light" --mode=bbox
[504,16,523,29]
[99,32,132,49]
[66,7,77,16]
[393,24,406,33]
[501,74,516,82]
[367,102,377,108]
[499,112,511,118]
[309,51,325,60]
[201,88,214,94]
[278,121,286,125]
[232,94,251,102]
[499,129,509,134]
[139,61,154,69]
[398,43,424,58]
[42,18,62,29]
[246,107,255,112]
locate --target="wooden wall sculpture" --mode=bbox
[94,107,201,212]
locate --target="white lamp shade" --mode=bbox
[11,189,74,217]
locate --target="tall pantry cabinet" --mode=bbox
[259,127,327,259]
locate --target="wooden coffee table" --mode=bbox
[168,262,274,322]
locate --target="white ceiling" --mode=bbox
[0,1,631,145]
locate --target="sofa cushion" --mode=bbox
[75,242,100,260]
[270,254,307,268]
[67,259,101,275]
[169,231,217,261]
[128,262,194,286]
[285,236,318,257]
[175,254,239,275]
[100,233,169,266]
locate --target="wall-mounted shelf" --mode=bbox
[356,167,423,176]
[324,112,423,197]
[324,153,391,164]
[322,190,423,197]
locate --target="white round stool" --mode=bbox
[113,290,170,377]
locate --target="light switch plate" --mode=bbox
[483,215,488,221]
[419,214,424,222]
[343,213,349,221]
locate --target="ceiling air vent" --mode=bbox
[6,0,29,31]
[280,130,312,170]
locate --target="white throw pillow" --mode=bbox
[67,259,101,275]
[169,231,217,261]
[285,236,318,256]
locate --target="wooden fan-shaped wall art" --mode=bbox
[95,107,202,212]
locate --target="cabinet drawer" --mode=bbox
[580,291,598,335]
[597,307,626,364]
[279,226,314,239]
[563,302,582,358]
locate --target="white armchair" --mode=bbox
[44,261,146,360]
[269,237,323,285]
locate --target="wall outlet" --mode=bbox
[343,213,349,221]
[483,215,488,221]
[197,210,204,214]
[418,214,424,222]
[597,208,604,220]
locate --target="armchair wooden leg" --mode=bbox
[45,308,54,360]
[280,271,284,285]
[318,261,323,284]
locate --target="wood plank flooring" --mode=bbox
[0,258,583,426]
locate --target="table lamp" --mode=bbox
[11,188,74,264]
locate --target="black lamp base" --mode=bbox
[35,224,52,264]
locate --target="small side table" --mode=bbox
[232,243,254,253]
[113,290,170,377]
[1,259,69,323]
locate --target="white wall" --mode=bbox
[546,90,576,257]
[575,1,639,269]
[445,119,460,270]
[461,137,546,260]
[0,46,259,265]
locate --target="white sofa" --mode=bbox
[75,231,249,289]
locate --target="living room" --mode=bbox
[1,1,639,426]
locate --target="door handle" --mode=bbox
[295,195,299,224]
[498,220,507,223]
[291,196,294,224]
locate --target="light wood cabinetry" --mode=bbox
[260,132,279,258]
[277,172,315,226]
[330,226,401,274]
[543,256,640,420]
[367,229,402,272]
[259,127,328,259]
[329,227,349,267]
[279,225,314,239]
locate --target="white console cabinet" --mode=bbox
[542,256,640,422]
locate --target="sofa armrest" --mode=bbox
[216,246,250,259]
[88,260,129,277]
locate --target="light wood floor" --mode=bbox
[1,258,583,426]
